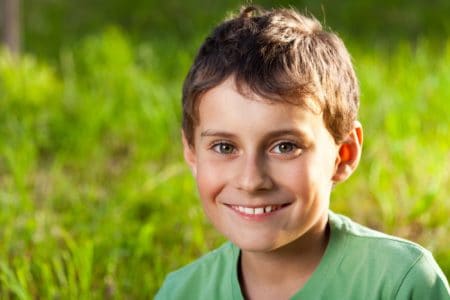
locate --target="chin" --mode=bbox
[228,235,284,253]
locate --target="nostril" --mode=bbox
[235,155,274,192]
[237,177,274,192]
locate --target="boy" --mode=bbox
[156,6,450,299]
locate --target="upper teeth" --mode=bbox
[233,205,279,215]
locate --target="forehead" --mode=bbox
[195,77,328,139]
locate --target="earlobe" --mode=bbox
[332,121,363,183]
[182,131,197,176]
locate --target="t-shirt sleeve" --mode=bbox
[154,272,185,300]
[154,276,171,300]
[394,251,450,299]
[154,273,189,300]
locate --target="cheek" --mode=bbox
[195,161,227,203]
[282,168,315,200]
[273,155,334,195]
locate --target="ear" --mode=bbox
[332,121,363,183]
[182,131,197,177]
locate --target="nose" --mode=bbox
[236,154,273,192]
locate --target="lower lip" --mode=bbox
[226,204,289,221]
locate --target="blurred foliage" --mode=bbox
[0,0,449,298]
[22,0,450,58]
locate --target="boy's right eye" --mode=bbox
[212,142,236,154]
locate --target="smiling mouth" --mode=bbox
[228,204,289,215]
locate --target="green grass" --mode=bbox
[0,27,449,298]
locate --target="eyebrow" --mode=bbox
[200,128,313,143]
[200,130,236,139]
[264,129,313,144]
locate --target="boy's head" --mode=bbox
[181,6,363,253]
[182,6,359,147]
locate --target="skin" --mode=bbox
[183,76,363,299]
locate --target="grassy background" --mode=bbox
[0,0,449,298]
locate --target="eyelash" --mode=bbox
[270,141,301,155]
[210,140,302,156]
[211,141,237,155]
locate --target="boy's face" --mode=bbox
[183,77,356,253]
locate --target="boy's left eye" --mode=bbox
[271,142,299,154]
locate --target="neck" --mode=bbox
[239,219,330,300]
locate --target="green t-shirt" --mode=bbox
[155,211,450,299]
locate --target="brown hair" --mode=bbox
[182,6,359,146]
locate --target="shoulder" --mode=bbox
[328,211,450,299]
[394,249,450,299]
[330,211,429,260]
[155,242,241,300]
[165,242,235,277]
